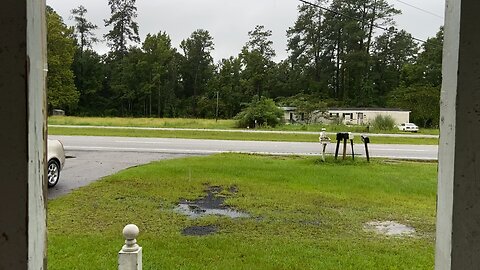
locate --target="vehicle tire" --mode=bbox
[47,159,60,188]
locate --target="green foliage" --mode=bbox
[48,2,443,119]
[371,115,396,131]
[180,29,215,114]
[277,93,327,124]
[207,57,244,118]
[72,49,105,114]
[46,6,79,112]
[70,5,98,52]
[142,32,179,117]
[235,97,283,128]
[388,85,440,128]
[240,25,276,98]
[401,28,443,88]
[104,0,140,56]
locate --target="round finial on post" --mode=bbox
[122,224,140,252]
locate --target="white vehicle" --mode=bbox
[47,139,66,188]
[398,123,419,133]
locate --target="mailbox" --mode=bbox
[361,135,370,144]
[336,132,349,141]
[319,129,331,143]
[335,132,355,160]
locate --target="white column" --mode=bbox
[436,0,480,269]
[0,0,47,269]
[118,224,143,270]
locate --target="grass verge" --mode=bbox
[49,116,439,135]
[49,116,238,129]
[48,154,437,269]
[48,126,439,145]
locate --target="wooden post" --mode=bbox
[0,1,47,269]
[349,133,354,160]
[435,1,480,269]
[335,139,340,160]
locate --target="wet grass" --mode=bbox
[48,154,437,270]
[48,126,439,145]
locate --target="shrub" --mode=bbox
[371,115,396,131]
[235,97,283,128]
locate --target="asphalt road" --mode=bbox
[47,151,193,199]
[49,125,439,138]
[48,135,438,199]
[51,135,438,159]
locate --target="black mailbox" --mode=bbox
[335,132,354,160]
[336,132,349,141]
[361,135,370,144]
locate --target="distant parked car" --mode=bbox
[47,139,65,187]
[398,123,419,133]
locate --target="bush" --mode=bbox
[235,97,283,128]
[371,115,396,131]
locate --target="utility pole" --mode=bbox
[215,91,219,122]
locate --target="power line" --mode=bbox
[393,0,444,20]
[298,0,429,44]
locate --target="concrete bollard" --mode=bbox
[118,224,142,270]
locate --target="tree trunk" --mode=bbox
[335,29,341,99]
[366,0,377,55]
[157,83,161,118]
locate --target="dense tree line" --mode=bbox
[47,0,443,127]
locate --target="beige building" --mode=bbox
[280,107,411,125]
[327,108,411,125]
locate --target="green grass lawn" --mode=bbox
[48,126,439,145]
[49,116,238,129]
[48,154,437,269]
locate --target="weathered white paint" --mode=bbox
[436,0,480,269]
[28,0,47,269]
[119,225,142,270]
[435,0,459,268]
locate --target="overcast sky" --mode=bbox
[46,0,445,62]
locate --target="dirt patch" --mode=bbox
[365,221,415,237]
[182,225,217,236]
[174,185,249,219]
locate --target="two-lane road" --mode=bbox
[51,135,438,160]
[48,135,438,199]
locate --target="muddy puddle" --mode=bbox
[174,185,250,219]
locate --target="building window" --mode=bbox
[343,113,353,120]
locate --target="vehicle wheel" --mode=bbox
[47,160,60,188]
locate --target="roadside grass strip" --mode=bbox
[49,116,238,129]
[48,116,440,135]
[48,154,437,269]
[48,126,439,145]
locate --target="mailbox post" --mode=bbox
[361,135,370,162]
[335,133,355,160]
[319,128,331,162]
[349,132,355,161]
